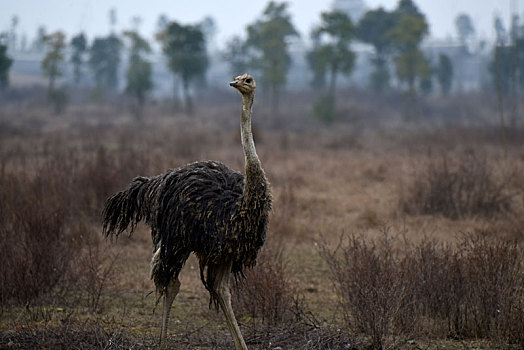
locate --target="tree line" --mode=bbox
[0,0,523,120]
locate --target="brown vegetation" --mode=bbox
[322,230,524,349]
[0,88,523,349]
[401,151,521,219]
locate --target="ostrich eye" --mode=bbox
[245,78,252,84]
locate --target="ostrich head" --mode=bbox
[230,73,256,95]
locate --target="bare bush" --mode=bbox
[321,230,412,350]
[232,242,299,326]
[71,221,120,314]
[475,216,524,242]
[74,146,151,219]
[401,152,517,219]
[0,171,77,305]
[400,239,462,337]
[322,230,524,348]
[0,317,155,350]
[0,314,363,350]
[459,235,524,343]
[269,183,300,241]
[0,144,135,308]
[405,235,524,343]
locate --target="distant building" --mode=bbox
[332,0,367,23]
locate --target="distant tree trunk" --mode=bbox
[372,55,389,93]
[510,47,518,131]
[182,78,193,116]
[133,93,144,121]
[47,62,57,94]
[495,48,507,157]
[172,75,182,112]
[328,66,338,98]
[270,84,280,114]
[407,75,416,95]
[48,77,55,94]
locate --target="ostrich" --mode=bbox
[102,73,271,350]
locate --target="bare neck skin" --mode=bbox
[240,92,260,170]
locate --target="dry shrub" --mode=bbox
[458,236,524,343]
[232,242,298,326]
[0,318,154,350]
[321,230,412,350]
[475,216,524,242]
[0,315,359,350]
[0,143,139,308]
[322,229,524,348]
[405,235,524,343]
[74,146,151,219]
[0,170,78,305]
[270,183,300,239]
[401,152,516,219]
[71,221,119,314]
[400,239,460,337]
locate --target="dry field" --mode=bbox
[0,89,523,349]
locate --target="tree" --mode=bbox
[89,35,122,91]
[0,43,13,90]
[392,40,430,93]
[490,17,524,96]
[494,16,508,45]
[157,20,208,115]
[435,53,453,95]
[357,7,397,92]
[389,4,430,94]
[309,11,355,95]
[123,31,153,119]
[223,35,250,76]
[20,34,27,52]
[490,17,524,129]
[156,14,169,33]
[109,8,117,33]
[245,1,299,112]
[70,32,87,84]
[510,14,520,44]
[455,14,475,47]
[419,73,433,95]
[42,31,66,93]
[201,16,217,51]
[130,16,142,31]
[308,11,356,122]
[396,0,424,17]
[9,15,19,52]
[41,31,67,112]
[32,26,46,53]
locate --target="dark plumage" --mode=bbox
[102,73,270,350]
[102,160,270,301]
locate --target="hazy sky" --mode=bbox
[0,0,516,47]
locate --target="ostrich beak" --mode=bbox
[229,80,239,87]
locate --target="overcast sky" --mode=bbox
[0,0,517,47]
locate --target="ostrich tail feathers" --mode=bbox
[102,176,150,239]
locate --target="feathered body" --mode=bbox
[103,159,271,301]
[102,73,267,350]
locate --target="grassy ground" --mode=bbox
[0,93,523,349]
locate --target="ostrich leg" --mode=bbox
[214,263,248,350]
[160,278,181,348]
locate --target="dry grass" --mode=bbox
[0,90,523,349]
[232,242,299,326]
[322,229,524,349]
[401,151,521,220]
[0,168,78,305]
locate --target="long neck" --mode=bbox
[239,91,271,233]
[240,92,260,169]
